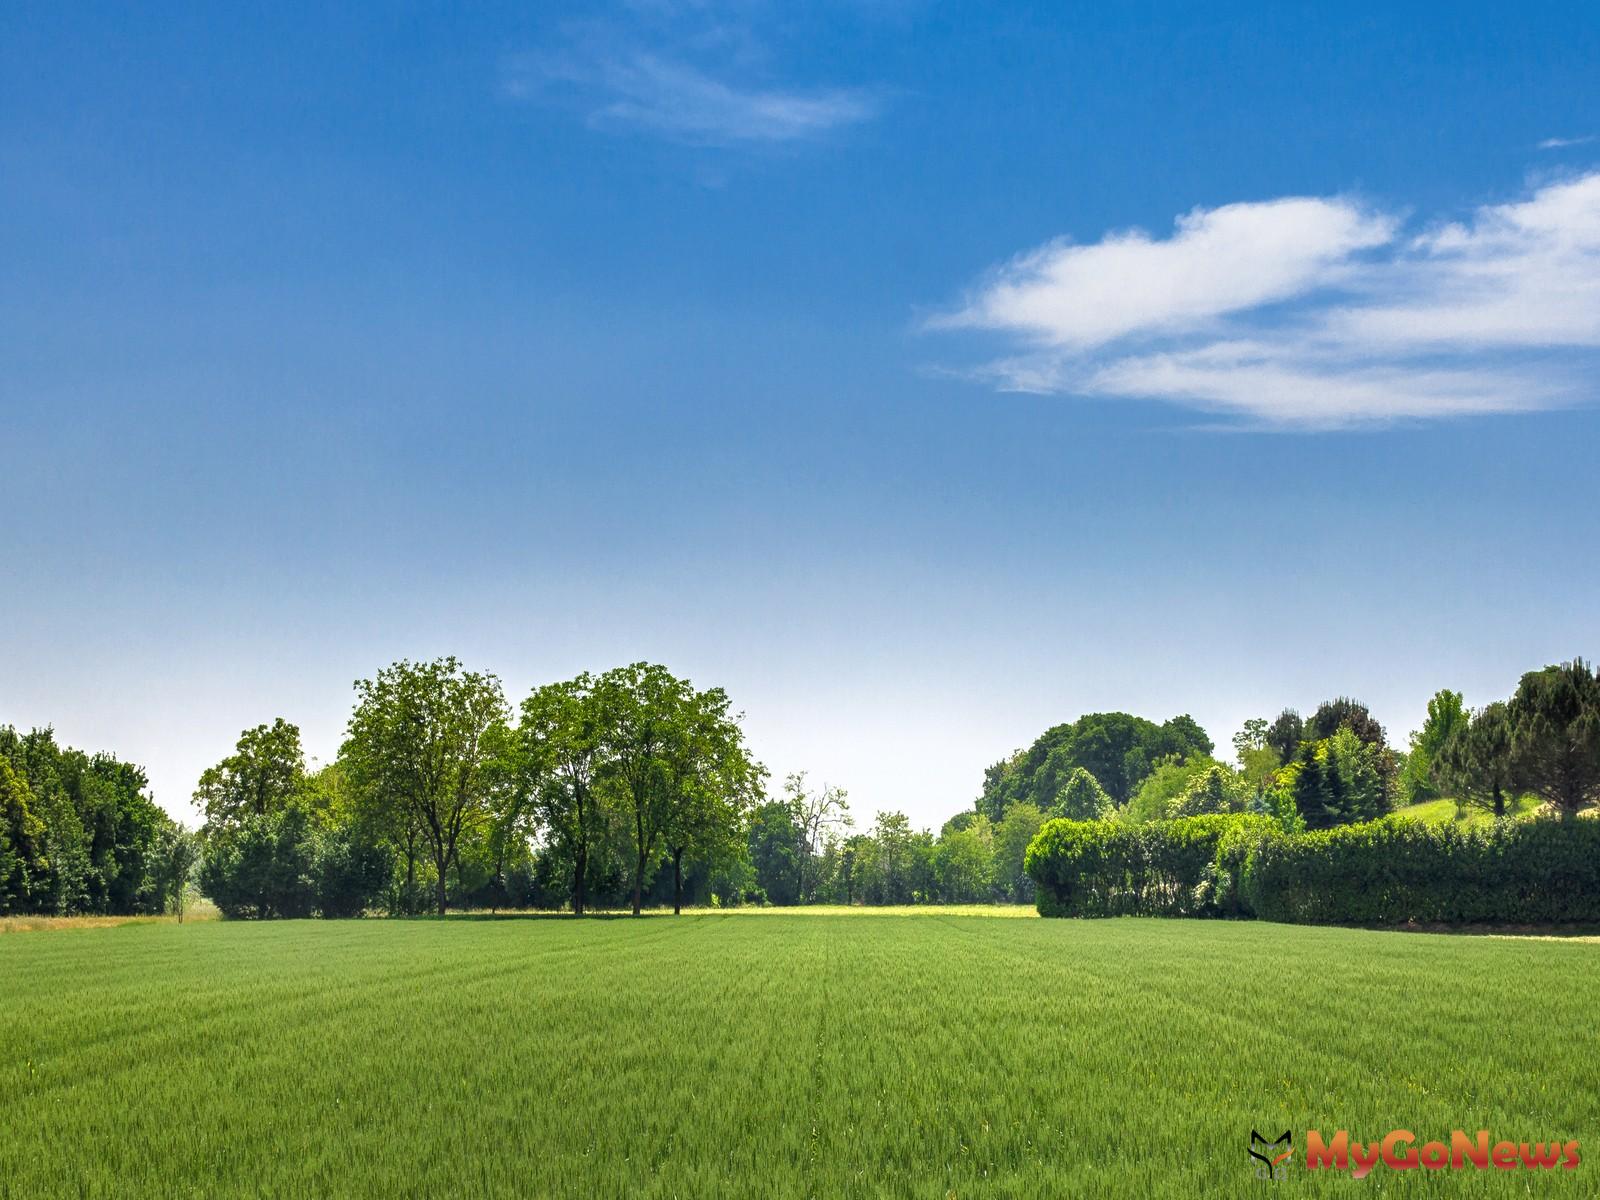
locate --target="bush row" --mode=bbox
[1023,814,1278,918]
[1025,814,1600,925]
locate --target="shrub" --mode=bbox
[1025,814,1275,918]
[1029,812,1600,926]
[1239,816,1600,925]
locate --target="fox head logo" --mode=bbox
[1250,1130,1293,1175]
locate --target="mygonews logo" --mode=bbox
[1253,1128,1581,1180]
[1249,1130,1293,1180]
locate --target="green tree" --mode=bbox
[1436,702,1516,818]
[1168,765,1248,817]
[153,823,199,921]
[933,816,993,902]
[1121,753,1216,824]
[1506,658,1600,817]
[520,675,608,915]
[747,799,803,905]
[1232,718,1269,760]
[0,756,44,914]
[1400,689,1467,803]
[978,712,1212,818]
[1051,767,1113,820]
[595,663,691,916]
[194,719,307,826]
[659,687,764,914]
[1290,728,1385,829]
[1265,709,1305,765]
[343,657,510,915]
[991,801,1045,903]
[869,811,914,904]
[1307,697,1386,748]
[199,805,317,919]
[786,772,850,904]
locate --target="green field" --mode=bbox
[3,914,1597,1198]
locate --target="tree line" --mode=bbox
[1022,658,1600,925]
[5,655,1593,920]
[0,727,190,918]
[978,658,1598,836]
[188,657,1075,919]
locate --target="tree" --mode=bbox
[1436,702,1516,818]
[343,657,510,915]
[595,663,690,916]
[934,817,993,902]
[1121,753,1216,824]
[1400,689,1467,803]
[786,772,850,904]
[1307,697,1386,748]
[154,824,199,921]
[1167,765,1247,817]
[310,823,393,917]
[1232,718,1269,761]
[747,800,803,905]
[520,675,607,914]
[991,802,1045,904]
[1265,710,1305,765]
[0,755,44,914]
[1506,658,1600,817]
[2,726,167,916]
[1051,767,1112,820]
[869,811,914,904]
[199,805,317,919]
[659,688,764,915]
[1289,728,1385,829]
[978,713,1213,818]
[194,719,307,826]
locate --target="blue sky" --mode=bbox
[4,1,1598,826]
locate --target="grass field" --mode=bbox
[3,913,1597,1198]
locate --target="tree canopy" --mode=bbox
[979,712,1213,819]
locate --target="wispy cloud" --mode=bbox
[1539,135,1595,150]
[503,5,882,147]
[506,50,878,145]
[928,173,1600,428]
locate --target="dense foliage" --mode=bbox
[1028,811,1600,926]
[15,653,1595,923]
[979,711,1213,819]
[1240,817,1600,925]
[1025,814,1277,917]
[0,726,183,917]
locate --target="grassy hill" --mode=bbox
[3,912,1597,1197]
[1385,794,1544,828]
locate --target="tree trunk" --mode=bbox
[633,849,645,917]
[404,831,417,915]
[435,850,449,916]
[1493,784,1505,818]
[573,840,587,917]
[672,846,684,915]
[633,803,645,916]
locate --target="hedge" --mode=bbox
[1024,814,1276,918]
[1026,814,1600,925]
[1240,817,1600,925]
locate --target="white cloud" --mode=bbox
[573,53,876,143]
[932,198,1394,348]
[1539,135,1595,150]
[504,7,881,147]
[931,173,1600,428]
